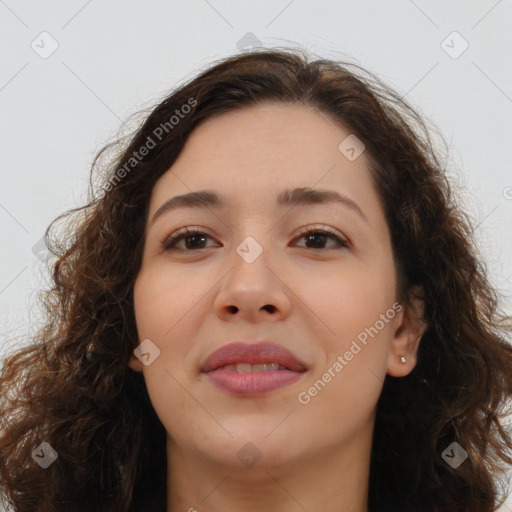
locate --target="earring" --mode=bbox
[399,355,406,364]
[86,341,96,361]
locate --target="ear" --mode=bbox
[387,286,428,377]
[128,352,144,372]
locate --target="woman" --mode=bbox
[1,47,511,512]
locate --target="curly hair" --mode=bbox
[1,47,511,512]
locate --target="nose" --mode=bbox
[212,243,292,323]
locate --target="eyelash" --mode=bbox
[161,225,349,252]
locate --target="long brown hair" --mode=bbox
[1,47,511,512]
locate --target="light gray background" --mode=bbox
[1,1,511,510]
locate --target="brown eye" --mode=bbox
[162,226,349,252]
[293,227,349,250]
[162,228,218,251]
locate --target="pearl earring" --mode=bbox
[399,355,406,364]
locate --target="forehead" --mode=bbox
[150,102,378,211]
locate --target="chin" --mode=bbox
[194,428,300,470]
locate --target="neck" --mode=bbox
[166,421,373,512]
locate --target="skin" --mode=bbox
[128,102,427,512]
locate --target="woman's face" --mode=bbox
[130,102,422,472]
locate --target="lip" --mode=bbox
[200,341,308,397]
[200,341,308,373]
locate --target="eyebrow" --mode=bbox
[151,187,369,225]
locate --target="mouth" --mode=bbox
[216,362,295,372]
[200,341,308,397]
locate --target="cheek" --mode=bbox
[133,265,212,382]
[298,259,396,342]
[133,264,199,338]
[132,270,202,437]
